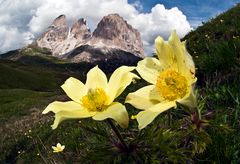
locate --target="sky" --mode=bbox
[0,0,239,54]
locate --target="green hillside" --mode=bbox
[0,44,100,91]
[0,4,240,163]
[184,3,240,80]
[0,60,61,90]
[183,4,240,163]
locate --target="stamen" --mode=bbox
[156,69,187,101]
[81,88,108,112]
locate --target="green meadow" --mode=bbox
[0,4,240,163]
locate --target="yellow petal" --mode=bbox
[183,46,196,83]
[114,72,139,99]
[42,101,82,114]
[136,111,160,130]
[136,101,176,129]
[107,66,138,104]
[168,31,195,82]
[52,109,96,129]
[182,42,195,73]
[52,146,57,151]
[168,31,185,72]
[86,66,108,89]
[155,36,177,70]
[125,85,160,110]
[136,57,163,84]
[147,100,176,113]
[92,102,129,128]
[57,143,61,147]
[177,87,197,109]
[61,77,87,103]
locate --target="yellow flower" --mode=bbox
[131,115,137,120]
[52,143,65,153]
[126,31,197,129]
[43,66,138,129]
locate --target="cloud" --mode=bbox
[128,4,192,54]
[0,0,41,52]
[28,0,138,35]
[0,0,192,55]
[0,26,34,53]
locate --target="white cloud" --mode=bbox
[27,0,138,36]
[0,0,192,55]
[0,0,41,52]
[0,26,33,52]
[128,4,192,48]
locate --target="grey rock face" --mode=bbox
[70,18,91,44]
[37,15,91,56]
[91,14,144,57]
[36,15,69,55]
[36,14,144,61]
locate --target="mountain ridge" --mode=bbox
[36,13,144,62]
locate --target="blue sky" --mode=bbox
[129,0,240,27]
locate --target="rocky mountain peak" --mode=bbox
[93,13,125,39]
[52,14,68,27]
[92,13,144,57]
[36,13,144,59]
[71,18,91,40]
[36,15,69,55]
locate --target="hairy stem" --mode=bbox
[106,119,128,151]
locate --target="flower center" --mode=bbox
[156,69,187,101]
[81,88,108,112]
[56,146,63,152]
